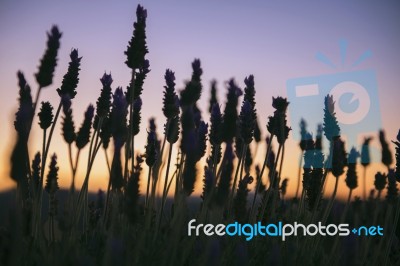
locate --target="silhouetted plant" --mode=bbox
[44,153,59,243]
[180,59,203,106]
[61,96,76,145]
[125,5,148,70]
[35,26,62,88]
[75,105,94,150]
[374,172,387,199]
[221,79,242,143]
[323,95,340,141]
[234,175,253,223]
[360,136,372,200]
[386,170,398,203]
[5,5,400,266]
[208,103,223,171]
[393,130,400,182]
[208,80,218,114]
[345,147,359,202]
[379,130,393,170]
[162,69,179,119]
[216,144,234,206]
[57,49,81,99]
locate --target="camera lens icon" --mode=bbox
[330,81,371,125]
[287,70,381,152]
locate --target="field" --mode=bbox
[1,3,400,266]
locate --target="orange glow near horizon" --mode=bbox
[0,126,395,203]
[0,1,399,204]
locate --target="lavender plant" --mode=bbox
[3,4,400,266]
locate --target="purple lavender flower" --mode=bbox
[125,5,148,69]
[196,121,208,161]
[392,129,400,182]
[238,100,255,145]
[165,115,180,144]
[162,69,180,119]
[272,96,289,113]
[345,147,359,190]
[35,25,62,88]
[31,152,41,193]
[208,80,218,114]
[110,87,128,149]
[126,59,150,103]
[95,72,113,118]
[361,137,372,167]
[145,130,158,167]
[374,172,387,192]
[323,95,340,141]
[132,97,142,136]
[14,72,33,137]
[61,96,76,144]
[57,49,82,99]
[243,75,257,121]
[331,137,347,178]
[221,79,242,143]
[379,130,393,169]
[180,59,203,106]
[38,101,54,130]
[201,166,214,200]
[299,119,308,151]
[75,105,94,149]
[386,169,398,203]
[267,97,291,145]
[45,154,59,194]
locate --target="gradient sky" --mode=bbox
[1,0,399,199]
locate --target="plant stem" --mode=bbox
[322,175,339,224]
[363,166,367,201]
[249,136,273,221]
[145,167,152,210]
[174,153,184,202]
[33,100,62,241]
[159,143,173,223]
[295,153,303,199]
[102,149,112,226]
[72,137,102,230]
[383,197,400,265]
[228,144,247,213]
[258,144,282,221]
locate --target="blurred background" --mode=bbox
[0,0,399,200]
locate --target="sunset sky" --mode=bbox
[1,0,399,200]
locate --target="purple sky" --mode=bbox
[1,0,399,198]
